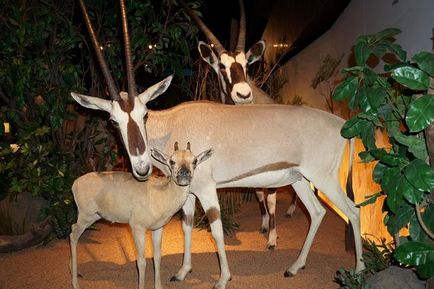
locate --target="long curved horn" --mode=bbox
[79,0,120,100]
[236,0,246,52]
[119,0,137,98]
[179,0,225,55]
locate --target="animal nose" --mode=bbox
[179,168,191,178]
[237,91,251,99]
[135,162,151,177]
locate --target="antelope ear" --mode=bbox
[71,92,112,112]
[138,75,173,104]
[195,148,214,166]
[151,148,170,166]
[246,40,266,65]
[198,41,219,72]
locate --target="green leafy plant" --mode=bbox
[336,237,395,288]
[332,28,434,279]
[0,0,200,240]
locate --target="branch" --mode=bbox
[415,202,434,240]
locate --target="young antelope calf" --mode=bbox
[70,142,213,289]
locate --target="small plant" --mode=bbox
[336,237,394,288]
[333,28,434,279]
[335,268,369,289]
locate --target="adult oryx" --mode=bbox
[71,1,365,289]
[180,0,298,249]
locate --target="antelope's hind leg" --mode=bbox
[284,179,325,277]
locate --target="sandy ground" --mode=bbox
[0,192,355,289]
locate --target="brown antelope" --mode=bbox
[71,1,364,288]
[70,142,214,289]
[180,0,298,249]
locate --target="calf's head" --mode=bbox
[151,142,214,186]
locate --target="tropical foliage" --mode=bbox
[333,28,434,278]
[0,0,200,238]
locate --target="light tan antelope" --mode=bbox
[70,142,214,289]
[71,1,365,288]
[180,0,299,249]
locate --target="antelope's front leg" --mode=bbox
[152,228,163,289]
[131,225,147,289]
[196,187,231,289]
[171,194,196,282]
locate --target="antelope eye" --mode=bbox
[169,160,175,166]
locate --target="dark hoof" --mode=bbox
[260,228,268,234]
[78,272,84,278]
[285,213,293,218]
[170,276,181,282]
[267,245,276,250]
[229,276,232,281]
[301,266,306,270]
[284,271,295,278]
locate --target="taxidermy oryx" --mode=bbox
[70,142,214,289]
[180,0,298,249]
[71,1,365,288]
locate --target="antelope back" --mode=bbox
[71,0,172,180]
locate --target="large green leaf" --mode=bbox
[385,43,407,61]
[394,241,434,266]
[357,192,382,206]
[373,28,402,42]
[373,162,387,183]
[333,76,358,101]
[417,261,434,279]
[386,203,414,233]
[412,51,434,77]
[422,204,434,233]
[400,176,423,204]
[406,94,434,132]
[391,66,430,90]
[341,116,365,138]
[409,214,427,242]
[404,159,434,192]
[355,42,372,66]
[366,88,387,111]
[360,122,376,150]
[392,131,428,160]
[371,149,407,167]
[381,166,402,212]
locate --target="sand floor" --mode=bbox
[0,192,355,289]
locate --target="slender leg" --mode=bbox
[152,228,163,289]
[285,179,326,277]
[285,187,297,217]
[266,190,277,250]
[315,179,365,272]
[70,214,100,289]
[255,189,270,233]
[131,226,146,289]
[196,186,231,289]
[171,193,196,281]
